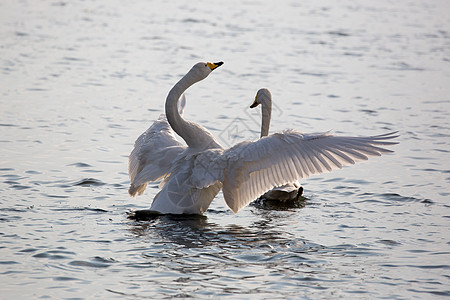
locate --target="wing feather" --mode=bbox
[220,130,398,213]
[128,94,189,197]
[293,147,310,177]
[303,142,323,173]
[321,148,343,169]
[128,114,186,197]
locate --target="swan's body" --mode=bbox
[260,182,303,201]
[250,88,303,201]
[128,62,398,215]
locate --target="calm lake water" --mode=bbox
[1,0,449,298]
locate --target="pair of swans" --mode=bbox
[128,62,398,214]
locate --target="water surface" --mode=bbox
[1,0,449,298]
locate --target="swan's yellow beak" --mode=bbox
[250,95,259,108]
[207,62,224,70]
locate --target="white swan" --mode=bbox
[250,88,303,202]
[128,62,398,215]
[129,62,225,214]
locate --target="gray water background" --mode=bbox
[1,0,449,298]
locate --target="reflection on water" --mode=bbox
[1,0,450,298]
[122,213,332,298]
[128,211,317,251]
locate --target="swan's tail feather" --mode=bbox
[128,183,148,198]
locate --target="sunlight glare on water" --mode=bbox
[0,0,449,298]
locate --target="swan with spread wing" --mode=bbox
[129,62,225,214]
[128,62,398,214]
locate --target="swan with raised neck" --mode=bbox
[250,88,272,138]
[250,88,303,201]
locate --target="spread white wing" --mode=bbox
[128,95,187,197]
[192,130,398,213]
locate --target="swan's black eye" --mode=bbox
[205,64,208,67]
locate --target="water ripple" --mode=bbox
[69,257,116,268]
[72,178,106,187]
[1,0,449,298]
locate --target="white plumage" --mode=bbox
[129,62,225,214]
[128,95,187,197]
[214,130,398,213]
[128,62,398,215]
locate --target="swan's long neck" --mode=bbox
[260,98,272,137]
[165,73,198,146]
[165,69,220,149]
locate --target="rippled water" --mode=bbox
[1,0,449,298]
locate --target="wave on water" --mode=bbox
[67,162,93,168]
[356,192,433,205]
[72,178,106,187]
[50,207,108,213]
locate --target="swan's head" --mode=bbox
[250,88,272,108]
[189,61,224,81]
